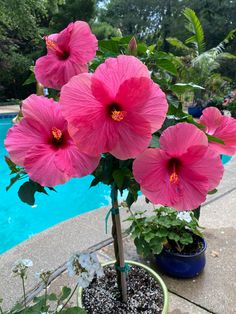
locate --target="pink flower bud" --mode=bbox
[128,36,137,56]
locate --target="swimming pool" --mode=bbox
[0,116,111,254]
[0,115,232,254]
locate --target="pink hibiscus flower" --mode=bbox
[200,107,236,155]
[4,95,100,187]
[133,123,224,211]
[35,21,98,90]
[60,55,168,160]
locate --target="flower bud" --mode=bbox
[128,36,137,56]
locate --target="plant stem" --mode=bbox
[59,284,78,312]
[0,306,3,314]
[111,183,128,303]
[44,285,48,310]
[21,276,26,308]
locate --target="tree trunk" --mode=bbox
[110,183,128,303]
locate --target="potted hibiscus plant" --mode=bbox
[4,19,236,313]
[128,207,206,278]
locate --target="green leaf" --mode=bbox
[61,307,86,314]
[183,7,205,54]
[112,168,132,190]
[144,232,155,243]
[23,71,36,86]
[157,58,177,76]
[166,37,191,53]
[149,135,160,148]
[59,286,71,301]
[134,237,151,257]
[47,292,57,301]
[208,188,218,195]
[90,177,100,188]
[99,39,119,53]
[207,134,224,144]
[18,181,48,206]
[168,232,180,242]
[149,238,164,255]
[171,82,204,94]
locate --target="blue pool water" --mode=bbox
[0,116,111,254]
[0,116,232,254]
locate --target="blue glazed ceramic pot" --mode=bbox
[155,237,207,278]
[188,106,203,118]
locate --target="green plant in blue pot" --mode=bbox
[129,206,206,278]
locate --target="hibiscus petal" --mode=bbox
[4,119,45,166]
[24,144,69,187]
[93,55,150,98]
[200,107,222,135]
[60,73,117,155]
[160,122,208,156]
[70,21,98,64]
[115,77,167,133]
[110,113,152,159]
[22,94,66,132]
[175,168,209,210]
[35,54,67,90]
[54,144,100,178]
[133,148,183,206]
[185,148,224,191]
[200,107,236,155]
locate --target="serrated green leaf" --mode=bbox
[144,232,155,243]
[168,232,180,242]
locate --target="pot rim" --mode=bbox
[78,259,169,314]
[160,237,207,258]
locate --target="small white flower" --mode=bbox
[77,272,94,288]
[177,211,192,223]
[20,259,33,267]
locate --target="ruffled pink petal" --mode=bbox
[55,143,100,178]
[61,73,116,155]
[115,77,167,133]
[4,119,45,166]
[133,148,169,186]
[93,55,150,98]
[185,148,224,190]
[200,107,236,155]
[200,107,223,135]
[24,144,70,187]
[60,73,104,121]
[133,149,183,207]
[22,95,66,132]
[69,21,98,64]
[175,168,209,210]
[56,22,73,51]
[160,123,208,156]
[110,113,152,159]
[35,54,87,90]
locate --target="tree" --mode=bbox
[0,0,63,101]
[49,0,95,32]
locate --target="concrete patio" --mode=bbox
[0,105,235,313]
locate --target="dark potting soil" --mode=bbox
[167,234,204,255]
[82,265,164,314]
